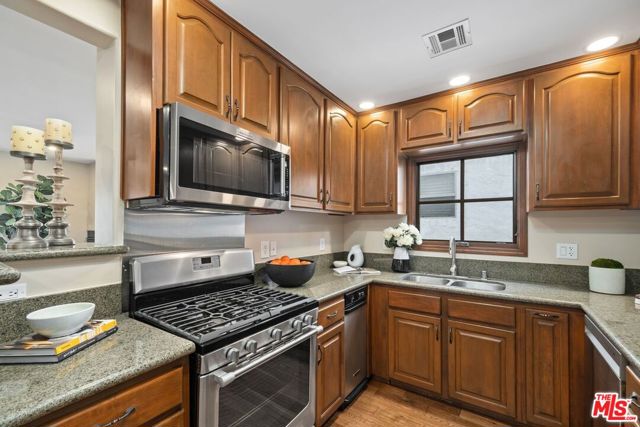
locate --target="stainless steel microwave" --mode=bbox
[127,103,290,213]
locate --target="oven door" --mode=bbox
[197,326,321,427]
[166,103,290,212]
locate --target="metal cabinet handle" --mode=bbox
[534,312,559,320]
[449,327,453,344]
[318,188,324,203]
[447,122,452,138]
[95,407,136,427]
[317,345,323,365]
[435,325,439,341]
[536,183,540,201]
[325,191,330,203]
[388,192,393,205]
[326,311,338,319]
[233,98,239,120]
[631,392,640,408]
[225,95,231,118]
[458,120,462,136]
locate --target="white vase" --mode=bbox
[589,266,625,295]
[347,244,364,268]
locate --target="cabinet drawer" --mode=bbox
[388,289,441,315]
[447,298,515,328]
[626,366,640,422]
[318,297,345,329]
[50,367,183,427]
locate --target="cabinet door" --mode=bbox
[165,0,231,119]
[356,110,396,212]
[525,309,569,427]
[388,309,441,394]
[399,95,455,149]
[448,320,516,417]
[531,53,631,208]
[325,100,356,213]
[316,322,344,426]
[280,68,324,210]
[231,32,278,139]
[456,79,524,140]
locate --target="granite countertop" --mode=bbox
[0,243,129,263]
[0,261,20,285]
[0,315,195,427]
[266,269,640,372]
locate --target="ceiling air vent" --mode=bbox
[422,19,472,58]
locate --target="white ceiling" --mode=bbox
[0,4,96,162]
[211,0,640,111]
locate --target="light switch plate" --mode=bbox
[269,241,277,256]
[260,241,270,259]
[556,243,578,260]
[319,238,326,251]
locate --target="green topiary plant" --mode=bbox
[591,258,624,269]
[0,176,54,249]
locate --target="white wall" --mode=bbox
[0,153,94,244]
[343,210,640,268]
[246,210,344,263]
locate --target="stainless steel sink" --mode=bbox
[400,273,506,291]
[400,274,450,286]
[449,280,506,291]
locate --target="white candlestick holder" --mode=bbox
[7,153,48,249]
[44,140,75,246]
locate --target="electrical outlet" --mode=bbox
[260,241,270,259]
[319,238,326,251]
[0,282,27,301]
[269,241,277,256]
[556,243,578,260]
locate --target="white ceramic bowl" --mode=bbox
[333,261,348,268]
[27,303,95,338]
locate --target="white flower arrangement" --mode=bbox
[383,223,422,249]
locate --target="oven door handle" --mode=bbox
[211,325,323,387]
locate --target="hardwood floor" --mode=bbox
[326,380,507,427]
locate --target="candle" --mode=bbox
[44,118,73,145]
[10,126,45,157]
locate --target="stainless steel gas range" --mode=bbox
[128,249,322,427]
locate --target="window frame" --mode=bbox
[407,142,528,256]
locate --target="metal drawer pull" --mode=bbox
[317,345,323,365]
[326,311,338,319]
[225,95,231,118]
[352,369,361,377]
[95,407,136,427]
[233,99,239,120]
[449,327,453,344]
[631,392,640,408]
[435,325,439,341]
[534,312,559,320]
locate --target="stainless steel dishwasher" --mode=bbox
[342,286,369,407]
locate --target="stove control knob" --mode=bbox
[245,339,258,354]
[271,328,283,341]
[226,348,240,364]
[302,314,314,325]
[291,319,304,332]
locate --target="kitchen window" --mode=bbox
[408,144,527,256]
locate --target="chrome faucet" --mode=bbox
[449,237,469,276]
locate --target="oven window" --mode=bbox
[178,117,288,200]
[218,340,311,427]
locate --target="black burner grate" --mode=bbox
[136,285,308,344]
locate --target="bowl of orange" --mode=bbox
[264,256,316,287]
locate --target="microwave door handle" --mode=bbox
[210,325,322,388]
[280,155,287,197]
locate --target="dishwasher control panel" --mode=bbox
[344,286,367,312]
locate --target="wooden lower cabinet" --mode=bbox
[388,309,441,393]
[316,320,345,426]
[33,358,189,426]
[525,309,570,427]
[447,320,517,418]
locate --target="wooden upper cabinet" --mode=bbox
[388,309,441,394]
[525,309,569,427]
[447,320,516,418]
[231,32,278,139]
[280,68,324,210]
[531,53,632,209]
[165,0,231,120]
[357,110,397,213]
[324,100,356,213]
[456,79,524,140]
[399,95,454,149]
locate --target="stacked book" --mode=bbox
[0,319,118,364]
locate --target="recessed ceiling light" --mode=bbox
[449,75,470,87]
[359,101,375,110]
[586,36,619,52]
